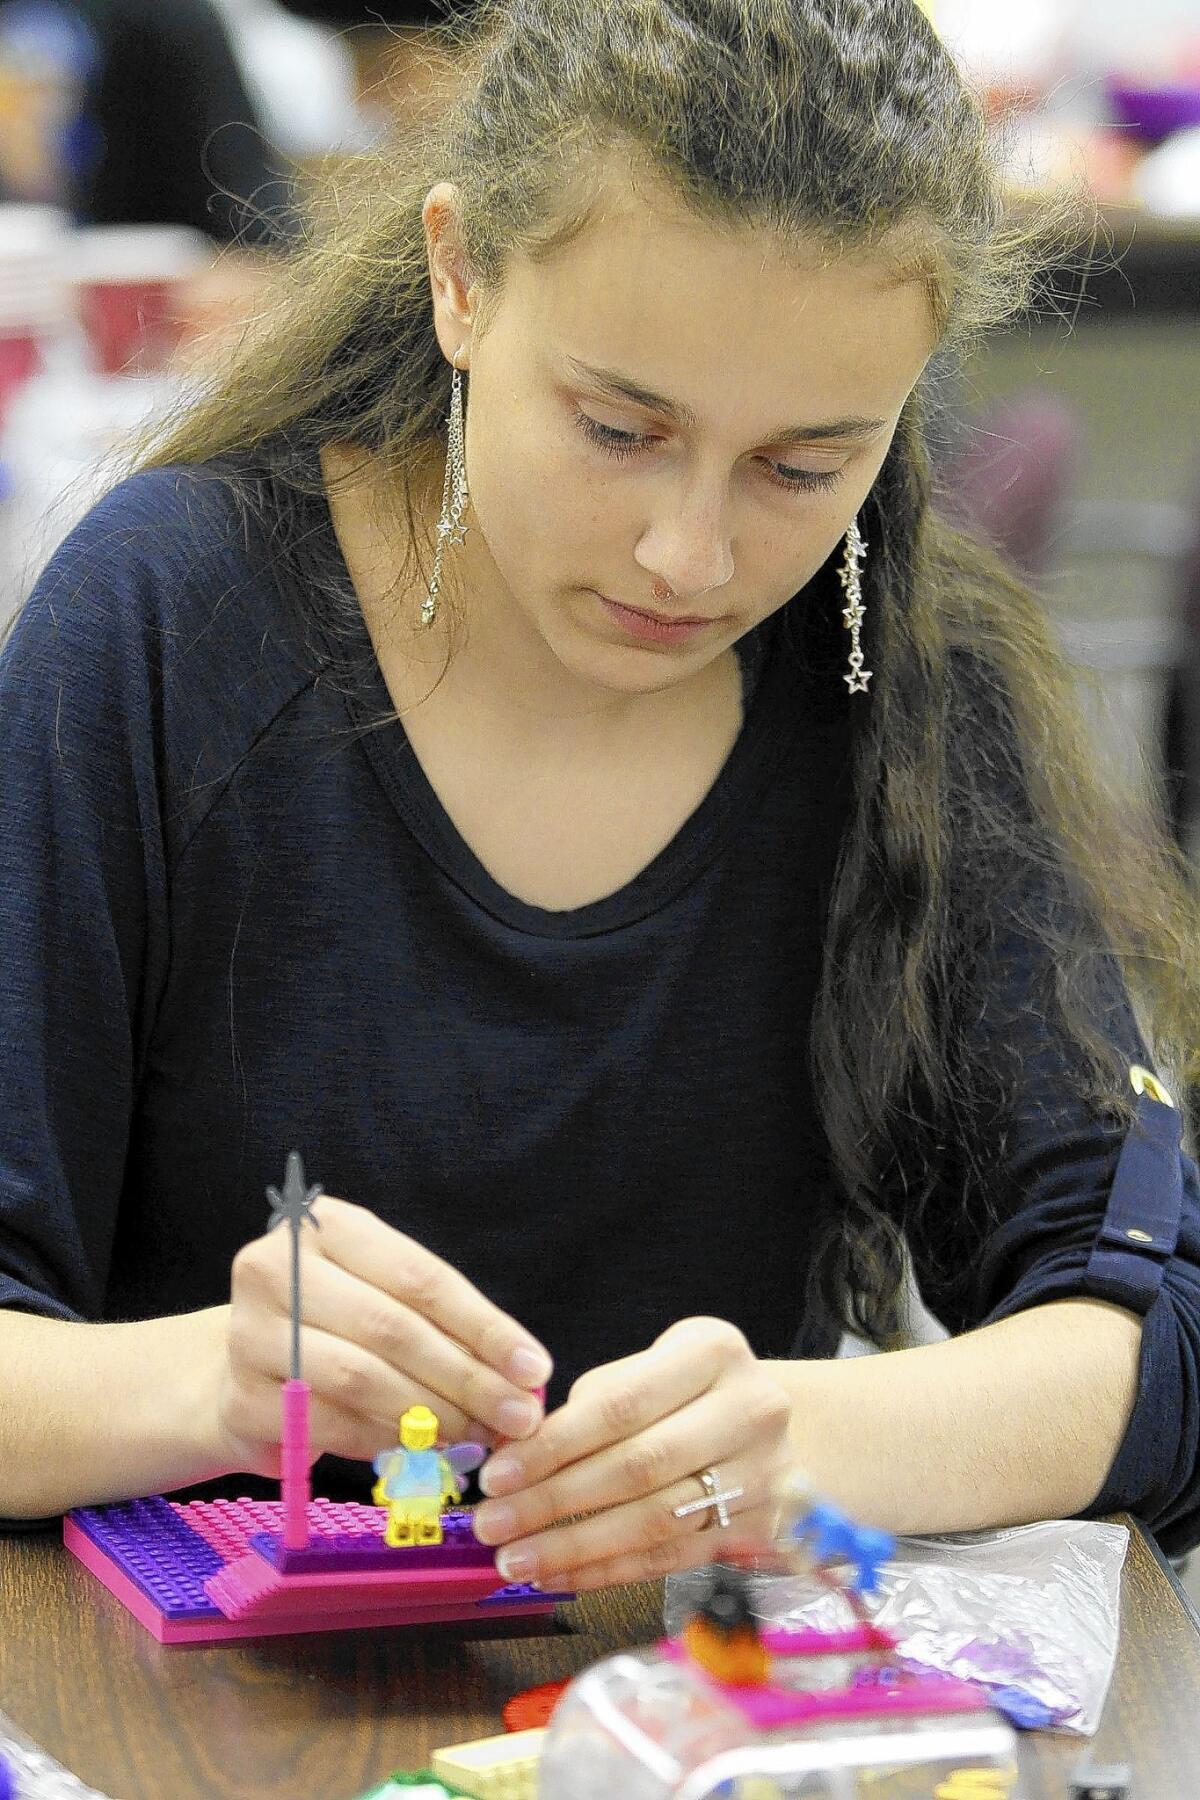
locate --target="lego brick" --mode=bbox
[759,1622,896,1655]
[431,1729,545,1800]
[476,1581,575,1607]
[205,1552,509,1622]
[659,1636,987,1732]
[355,1777,467,1799]
[501,1678,570,1732]
[249,1515,493,1574]
[352,1778,467,1792]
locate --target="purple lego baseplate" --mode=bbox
[64,1494,572,1643]
[68,1496,229,1622]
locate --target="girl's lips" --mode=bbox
[595,593,713,643]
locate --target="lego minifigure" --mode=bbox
[682,1566,770,1687]
[372,1405,484,1547]
[777,1470,894,1604]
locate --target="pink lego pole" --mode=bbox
[281,1378,312,1549]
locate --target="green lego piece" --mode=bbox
[354,1773,469,1799]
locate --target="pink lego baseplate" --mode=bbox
[64,1496,571,1645]
[63,1169,569,1647]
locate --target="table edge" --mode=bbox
[1120,1511,1200,1634]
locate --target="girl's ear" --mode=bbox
[423,182,477,349]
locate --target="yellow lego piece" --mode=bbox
[430,1728,545,1800]
[934,1766,1018,1800]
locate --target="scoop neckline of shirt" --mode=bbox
[308,487,840,940]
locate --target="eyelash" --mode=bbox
[573,409,846,495]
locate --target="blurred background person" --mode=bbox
[0,0,330,616]
[0,0,288,243]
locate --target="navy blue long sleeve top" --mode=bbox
[2,466,1198,1550]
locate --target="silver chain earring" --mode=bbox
[838,516,871,695]
[421,343,470,628]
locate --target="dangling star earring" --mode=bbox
[421,342,470,629]
[838,516,871,695]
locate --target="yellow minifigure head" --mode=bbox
[399,1404,439,1451]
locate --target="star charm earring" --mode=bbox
[837,517,872,695]
[421,343,471,628]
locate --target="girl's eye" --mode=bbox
[575,411,645,459]
[572,409,845,495]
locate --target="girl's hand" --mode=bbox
[213,1195,553,1477]
[470,1317,792,1590]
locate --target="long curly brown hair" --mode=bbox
[139,0,1200,1340]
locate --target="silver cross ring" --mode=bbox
[673,1466,745,1531]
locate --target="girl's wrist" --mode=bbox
[124,1305,238,1492]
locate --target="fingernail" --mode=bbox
[496,1546,537,1583]
[497,1396,540,1438]
[473,1502,516,1544]
[509,1345,554,1388]
[479,1455,522,1497]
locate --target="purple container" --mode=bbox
[0,1750,12,1800]
[1107,80,1200,143]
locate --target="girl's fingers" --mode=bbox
[270,1249,545,1441]
[478,1326,742,1498]
[307,1197,553,1391]
[473,1379,775,1544]
[230,1195,552,1442]
[230,1308,494,1449]
[236,1194,552,1395]
[470,1323,794,1591]
[486,1456,772,1589]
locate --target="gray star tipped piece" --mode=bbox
[266,1151,323,1235]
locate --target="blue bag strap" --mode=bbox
[1084,1069,1185,1312]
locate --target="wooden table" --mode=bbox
[2,1518,1199,1799]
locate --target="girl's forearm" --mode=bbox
[766,1297,1143,1534]
[0,1295,1144,1526]
[0,1306,231,1518]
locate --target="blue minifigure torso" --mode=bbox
[375,1447,444,1499]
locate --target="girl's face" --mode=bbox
[425,176,937,697]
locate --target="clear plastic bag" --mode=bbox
[0,1711,117,1800]
[664,1519,1128,1736]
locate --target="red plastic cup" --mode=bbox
[71,226,212,375]
[75,278,186,375]
[0,332,42,428]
